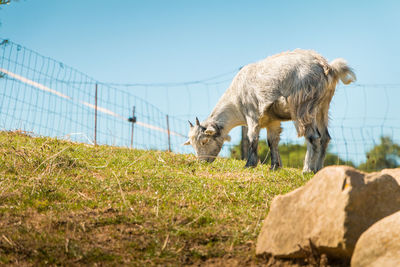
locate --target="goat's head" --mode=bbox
[184,117,231,163]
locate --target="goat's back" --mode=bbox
[237,49,332,98]
[229,49,354,136]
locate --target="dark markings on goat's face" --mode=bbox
[185,124,224,163]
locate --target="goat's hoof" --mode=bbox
[302,168,316,174]
[244,164,256,168]
[269,164,281,171]
[244,162,258,168]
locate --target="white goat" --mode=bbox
[184,49,356,173]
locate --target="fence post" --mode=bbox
[166,115,171,152]
[129,106,136,149]
[241,126,249,160]
[94,83,98,146]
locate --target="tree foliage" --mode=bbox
[230,140,353,169]
[358,136,400,172]
[0,0,14,5]
[0,0,18,27]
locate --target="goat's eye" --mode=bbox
[200,138,209,146]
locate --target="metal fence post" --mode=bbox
[166,115,171,152]
[94,83,98,146]
[129,106,136,149]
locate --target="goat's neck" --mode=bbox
[206,102,245,136]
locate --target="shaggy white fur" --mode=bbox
[185,49,356,173]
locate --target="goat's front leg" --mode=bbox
[245,122,260,168]
[303,126,321,173]
[267,122,282,170]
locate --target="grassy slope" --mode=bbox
[0,131,313,266]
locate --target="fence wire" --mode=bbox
[1,39,400,169]
[0,39,191,153]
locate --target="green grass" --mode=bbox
[0,131,313,266]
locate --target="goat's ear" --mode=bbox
[224,135,231,142]
[183,139,191,145]
[205,125,217,136]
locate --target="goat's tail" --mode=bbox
[329,58,356,85]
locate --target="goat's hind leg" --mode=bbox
[303,126,321,173]
[315,127,331,171]
[267,122,282,170]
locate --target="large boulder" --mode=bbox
[256,166,400,260]
[351,211,400,267]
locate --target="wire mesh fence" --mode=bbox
[1,38,400,170]
[0,39,191,154]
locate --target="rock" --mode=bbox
[380,168,400,184]
[351,211,400,267]
[256,166,400,260]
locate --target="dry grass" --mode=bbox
[0,131,313,266]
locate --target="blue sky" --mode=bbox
[1,0,400,163]
[2,0,400,84]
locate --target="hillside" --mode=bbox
[0,131,312,266]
